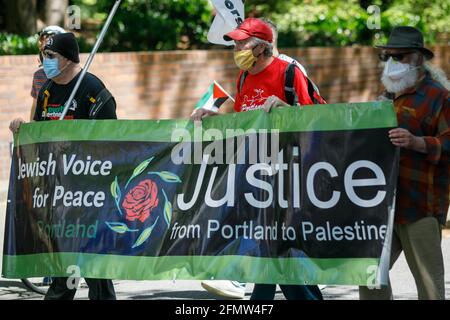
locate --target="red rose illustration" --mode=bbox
[122,179,159,223]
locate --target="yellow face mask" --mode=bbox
[234,49,257,71]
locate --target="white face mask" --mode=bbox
[381,57,421,94]
[383,57,419,80]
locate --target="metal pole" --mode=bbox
[59,0,122,120]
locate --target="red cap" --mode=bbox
[224,18,273,43]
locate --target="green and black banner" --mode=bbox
[2,102,399,285]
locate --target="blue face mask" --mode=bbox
[43,58,61,79]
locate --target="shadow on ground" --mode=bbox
[0,279,41,300]
[127,290,221,300]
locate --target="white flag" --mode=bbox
[207,0,245,46]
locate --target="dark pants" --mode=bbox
[250,284,323,300]
[44,277,116,300]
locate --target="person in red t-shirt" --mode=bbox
[192,18,322,301]
[191,18,313,121]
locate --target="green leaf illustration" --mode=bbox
[105,222,139,234]
[148,171,181,183]
[162,189,172,227]
[114,198,124,217]
[132,217,160,249]
[125,156,154,189]
[111,177,123,216]
[111,179,117,199]
[111,177,120,199]
[116,178,122,201]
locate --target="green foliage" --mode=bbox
[0,33,38,55]
[1,0,448,54]
[0,31,93,55]
[269,1,371,47]
[379,0,450,45]
[251,0,449,48]
[76,0,213,51]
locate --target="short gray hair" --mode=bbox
[249,37,273,57]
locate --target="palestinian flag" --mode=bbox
[194,81,234,112]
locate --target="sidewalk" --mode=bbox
[1,199,449,300]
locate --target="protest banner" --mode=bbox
[3,102,398,286]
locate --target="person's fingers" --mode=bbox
[388,129,401,136]
[191,109,217,122]
[391,141,404,146]
[390,135,407,141]
[263,102,272,113]
[389,134,403,140]
[389,128,404,134]
[190,110,203,122]
[263,97,276,112]
[201,111,212,119]
[391,136,411,147]
[9,120,20,133]
[389,131,409,139]
[273,97,285,108]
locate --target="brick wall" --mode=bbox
[0,46,449,200]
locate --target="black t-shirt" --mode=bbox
[34,71,117,121]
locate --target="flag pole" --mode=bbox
[59,0,122,120]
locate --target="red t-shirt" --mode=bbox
[234,57,313,112]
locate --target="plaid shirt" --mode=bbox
[392,72,449,225]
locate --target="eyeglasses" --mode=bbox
[378,51,415,62]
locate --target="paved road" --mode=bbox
[1,201,449,300]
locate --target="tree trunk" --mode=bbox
[4,0,37,35]
[44,0,69,27]
[0,0,5,30]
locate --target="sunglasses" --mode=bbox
[378,51,415,62]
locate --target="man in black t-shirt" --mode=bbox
[10,33,117,128]
[34,71,117,121]
[10,33,117,300]
[35,33,116,121]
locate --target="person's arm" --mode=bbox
[94,96,117,120]
[420,96,449,163]
[389,96,449,163]
[87,76,117,120]
[30,98,37,121]
[30,70,40,121]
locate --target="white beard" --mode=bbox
[381,68,420,94]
